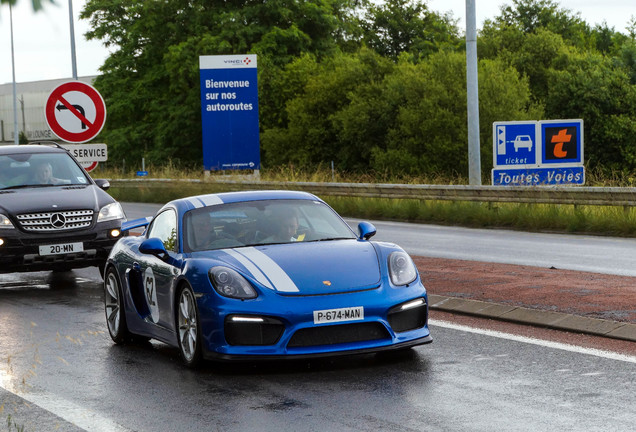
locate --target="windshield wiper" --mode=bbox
[242,242,284,247]
[314,237,351,242]
[1,184,57,190]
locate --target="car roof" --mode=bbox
[0,144,68,156]
[165,190,322,213]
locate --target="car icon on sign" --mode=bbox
[513,135,533,152]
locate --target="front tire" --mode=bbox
[177,285,202,368]
[104,267,130,344]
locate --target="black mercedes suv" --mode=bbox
[0,143,125,276]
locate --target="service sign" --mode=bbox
[60,143,108,172]
[61,143,108,162]
[199,54,260,171]
[492,119,584,186]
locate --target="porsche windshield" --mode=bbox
[183,199,356,252]
[0,152,90,189]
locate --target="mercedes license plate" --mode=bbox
[39,242,84,256]
[313,306,364,325]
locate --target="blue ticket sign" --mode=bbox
[199,55,260,171]
[492,119,584,186]
[493,121,537,167]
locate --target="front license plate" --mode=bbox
[313,306,364,325]
[39,242,84,256]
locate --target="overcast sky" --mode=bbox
[1,0,634,85]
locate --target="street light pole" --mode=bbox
[68,0,78,80]
[466,0,482,185]
[9,2,19,145]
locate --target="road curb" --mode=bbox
[428,294,636,343]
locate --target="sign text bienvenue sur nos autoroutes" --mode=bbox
[199,55,260,171]
[491,119,584,186]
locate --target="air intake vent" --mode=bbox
[288,322,389,348]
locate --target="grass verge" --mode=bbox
[108,183,636,237]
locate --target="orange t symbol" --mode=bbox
[551,129,571,158]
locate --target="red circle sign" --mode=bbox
[45,81,107,144]
[82,161,99,172]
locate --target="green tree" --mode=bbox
[263,50,542,178]
[261,48,394,170]
[360,0,460,61]
[546,52,636,172]
[489,0,591,48]
[372,52,542,176]
[81,0,354,166]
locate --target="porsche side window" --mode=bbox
[147,209,178,252]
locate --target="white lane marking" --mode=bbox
[238,247,299,292]
[0,385,130,432]
[429,319,636,364]
[225,249,274,290]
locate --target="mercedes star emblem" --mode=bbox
[51,213,66,228]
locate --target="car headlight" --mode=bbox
[0,214,14,229]
[209,267,257,299]
[97,202,125,222]
[388,251,417,286]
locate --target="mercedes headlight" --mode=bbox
[97,202,125,222]
[388,251,417,286]
[209,267,257,299]
[0,214,14,229]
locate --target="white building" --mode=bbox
[0,76,96,143]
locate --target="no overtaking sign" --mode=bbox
[45,81,107,144]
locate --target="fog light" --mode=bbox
[110,229,121,238]
[0,239,4,247]
[225,315,284,346]
[230,316,265,323]
[388,298,427,333]
[400,298,425,311]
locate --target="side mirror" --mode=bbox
[139,237,168,259]
[358,222,376,240]
[94,179,111,190]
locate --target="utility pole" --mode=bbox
[10,2,19,145]
[68,0,78,79]
[466,0,482,185]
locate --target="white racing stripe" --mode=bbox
[237,247,299,292]
[187,194,223,208]
[225,249,274,290]
[0,383,130,432]
[430,319,636,364]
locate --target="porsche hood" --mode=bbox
[222,240,381,296]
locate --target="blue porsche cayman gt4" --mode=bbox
[104,191,432,366]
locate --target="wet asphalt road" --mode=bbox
[1,203,636,431]
[1,268,635,431]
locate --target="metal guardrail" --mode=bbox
[108,178,636,207]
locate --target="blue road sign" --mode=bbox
[492,166,584,186]
[492,119,584,186]
[199,55,260,171]
[540,120,583,165]
[493,121,537,167]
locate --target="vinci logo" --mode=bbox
[542,121,582,164]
